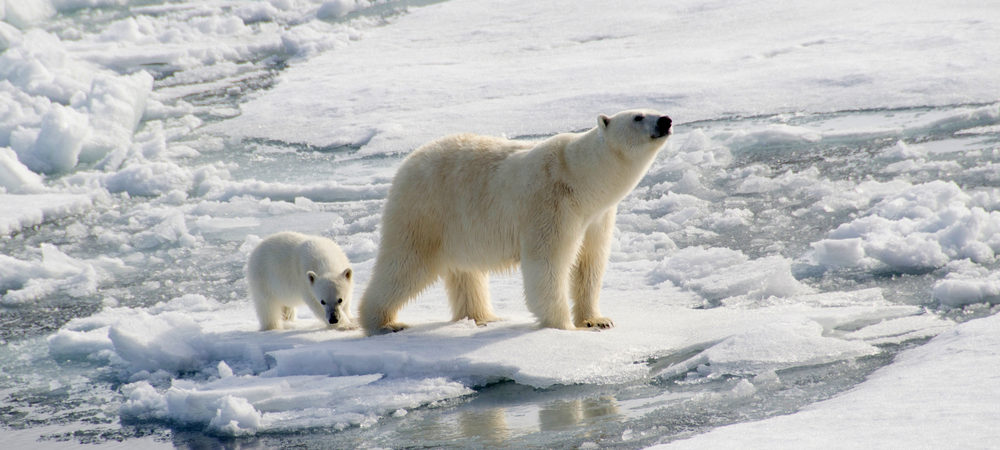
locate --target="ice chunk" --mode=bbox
[206,396,262,436]
[3,0,56,28]
[655,319,878,379]
[11,105,89,174]
[50,0,130,12]
[0,146,43,193]
[0,22,21,50]
[933,278,1000,307]
[120,374,471,436]
[0,243,125,304]
[811,238,866,268]
[48,279,953,438]
[810,181,1000,273]
[726,124,822,153]
[649,247,813,302]
[103,161,193,197]
[0,193,94,235]
[79,71,153,166]
[317,0,365,19]
[878,140,927,160]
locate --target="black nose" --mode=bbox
[329,312,339,324]
[655,115,673,137]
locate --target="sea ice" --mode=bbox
[659,313,1000,449]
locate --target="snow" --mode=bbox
[0,242,127,305]
[1,0,1000,446]
[47,286,946,435]
[218,0,1000,156]
[806,180,1000,273]
[0,192,96,236]
[932,261,1000,308]
[649,248,812,303]
[658,313,1000,449]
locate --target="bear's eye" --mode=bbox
[320,300,326,305]
[337,298,344,305]
[633,114,644,122]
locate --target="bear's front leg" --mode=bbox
[520,222,580,330]
[571,210,616,329]
[446,270,500,326]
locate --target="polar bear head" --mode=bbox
[598,109,672,157]
[306,268,353,327]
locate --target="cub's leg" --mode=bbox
[281,306,296,322]
[257,304,285,330]
[445,270,499,326]
[251,285,285,331]
[571,210,615,329]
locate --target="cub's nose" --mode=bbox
[655,115,673,137]
[329,312,339,324]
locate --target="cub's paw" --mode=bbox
[578,317,614,330]
[335,322,360,331]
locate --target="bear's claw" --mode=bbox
[380,322,409,334]
[581,317,614,329]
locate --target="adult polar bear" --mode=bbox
[360,110,673,335]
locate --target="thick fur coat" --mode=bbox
[247,231,355,330]
[360,110,672,335]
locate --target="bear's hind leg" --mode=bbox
[360,252,440,335]
[250,280,284,330]
[253,296,285,331]
[445,270,499,326]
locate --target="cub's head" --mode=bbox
[306,268,353,328]
[597,109,672,156]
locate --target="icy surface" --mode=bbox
[45,287,946,436]
[219,0,1000,155]
[2,0,1000,447]
[659,313,1000,449]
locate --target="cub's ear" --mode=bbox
[307,271,317,284]
[342,268,352,280]
[598,114,611,129]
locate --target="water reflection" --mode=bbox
[458,408,510,444]
[538,396,621,431]
[454,393,622,444]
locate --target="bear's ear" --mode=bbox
[342,268,352,280]
[307,271,317,284]
[598,114,611,129]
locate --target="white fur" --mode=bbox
[359,109,672,335]
[247,231,356,331]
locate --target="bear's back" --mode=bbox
[298,235,349,274]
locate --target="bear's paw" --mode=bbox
[372,322,409,335]
[578,317,614,330]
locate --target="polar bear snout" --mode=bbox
[652,115,673,138]
[324,297,346,324]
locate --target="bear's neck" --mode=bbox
[564,128,659,212]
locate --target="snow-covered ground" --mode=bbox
[2,0,999,447]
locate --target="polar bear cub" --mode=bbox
[247,231,355,331]
[360,109,673,335]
